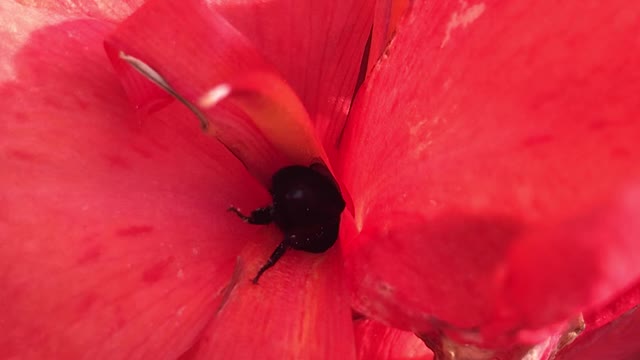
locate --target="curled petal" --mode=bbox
[213,0,375,154]
[198,71,333,176]
[106,0,329,186]
[107,50,174,115]
[354,319,433,360]
[340,0,640,345]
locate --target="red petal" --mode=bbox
[584,282,640,330]
[552,284,640,360]
[494,190,640,334]
[197,71,337,176]
[186,243,356,359]
[0,3,263,357]
[354,319,433,360]
[369,0,411,71]
[555,306,640,360]
[214,0,375,155]
[106,0,332,186]
[339,0,640,344]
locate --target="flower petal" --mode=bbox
[15,0,144,20]
[198,71,334,175]
[106,0,332,186]
[0,3,264,357]
[354,319,433,360]
[184,243,356,359]
[368,0,411,71]
[554,285,640,360]
[555,306,640,360]
[213,0,375,154]
[494,190,640,334]
[340,0,640,344]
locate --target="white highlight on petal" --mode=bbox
[441,1,486,48]
[119,51,171,89]
[198,84,232,108]
[119,51,212,131]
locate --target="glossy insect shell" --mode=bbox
[270,165,345,252]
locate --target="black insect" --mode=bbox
[229,163,346,284]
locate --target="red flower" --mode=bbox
[2,0,639,359]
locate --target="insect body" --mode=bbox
[229,164,345,283]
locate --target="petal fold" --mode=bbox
[213,0,375,154]
[555,306,640,360]
[368,0,411,71]
[553,283,640,360]
[106,0,329,186]
[354,319,433,360]
[198,71,333,175]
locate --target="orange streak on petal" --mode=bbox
[191,240,356,359]
[199,71,333,173]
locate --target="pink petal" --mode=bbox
[213,0,375,155]
[14,0,145,20]
[354,319,433,360]
[339,0,640,345]
[186,243,356,359]
[106,0,331,186]
[0,3,265,357]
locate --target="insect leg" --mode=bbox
[228,206,274,225]
[252,240,288,284]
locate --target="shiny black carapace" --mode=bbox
[229,164,346,284]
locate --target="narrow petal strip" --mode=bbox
[368,0,411,71]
